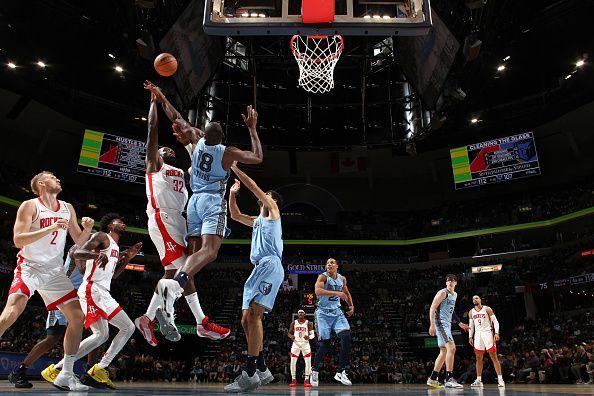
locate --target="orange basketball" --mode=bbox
[154,53,177,77]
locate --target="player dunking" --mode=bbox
[44,214,141,389]
[288,309,314,387]
[427,274,469,389]
[145,82,263,332]
[134,89,229,345]
[469,295,505,388]
[310,258,354,387]
[10,243,101,389]
[0,171,93,391]
[225,164,284,393]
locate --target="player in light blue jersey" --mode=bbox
[224,163,284,393]
[310,258,354,387]
[427,274,469,389]
[9,243,101,389]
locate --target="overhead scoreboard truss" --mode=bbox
[78,129,146,185]
[450,132,541,190]
[203,0,432,36]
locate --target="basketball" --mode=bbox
[154,53,177,77]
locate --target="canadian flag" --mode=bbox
[330,152,367,173]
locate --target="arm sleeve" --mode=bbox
[490,314,500,334]
[184,143,193,157]
[309,329,315,339]
[469,315,474,338]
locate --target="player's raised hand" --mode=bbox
[144,80,165,102]
[96,252,109,269]
[230,178,241,194]
[122,242,143,261]
[81,216,94,231]
[241,105,258,129]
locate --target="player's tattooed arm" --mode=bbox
[74,232,110,268]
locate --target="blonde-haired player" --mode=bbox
[288,310,314,388]
[468,295,504,388]
[0,171,94,391]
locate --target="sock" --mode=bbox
[185,293,205,324]
[146,293,161,320]
[257,351,267,372]
[446,371,453,381]
[430,370,439,380]
[477,375,482,381]
[62,355,76,375]
[497,375,503,380]
[246,356,258,377]
[173,271,189,288]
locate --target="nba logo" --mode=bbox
[259,281,272,295]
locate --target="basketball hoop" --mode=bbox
[290,35,344,94]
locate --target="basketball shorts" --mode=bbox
[435,322,454,348]
[46,310,67,336]
[78,282,122,329]
[315,308,350,340]
[242,256,284,313]
[474,331,496,353]
[186,192,230,239]
[9,260,78,310]
[148,209,187,270]
[291,341,312,357]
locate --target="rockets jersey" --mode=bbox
[82,234,120,291]
[18,198,71,268]
[436,288,457,325]
[146,163,188,214]
[470,306,492,332]
[189,137,229,194]
[293,319,310,343]
[317,272,343,310]
[250,215,283,265]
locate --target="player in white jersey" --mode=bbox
[288,310,314,388]
[468,295,505,388]
[0,171,94,391]
[45,213,141,389]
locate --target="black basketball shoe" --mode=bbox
[8,370,33,389]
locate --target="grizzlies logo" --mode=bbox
[259,281,272,295]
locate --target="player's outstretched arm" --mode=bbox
[222,105,263,167]
[144,80,184,124]
[146,93,162,173]
[229,178,256,227]
[231,164,279,220]
[113,242,142,279]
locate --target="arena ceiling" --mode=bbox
[0,0,592,152]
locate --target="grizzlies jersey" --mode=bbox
[317,272,343,310]
[437,288,457,325]
[190,137,229,194]
[250,215,283,265]
[64,255,83,289]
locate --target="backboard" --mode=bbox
[203,0,432,36]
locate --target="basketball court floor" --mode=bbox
[0,382,593,395]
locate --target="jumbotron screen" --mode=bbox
[450,132,541,190]
[77,129,146,185]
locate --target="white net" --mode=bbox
[290,35,344,94]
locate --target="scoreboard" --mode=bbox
[78,129,146,185]
[450,132,541,190]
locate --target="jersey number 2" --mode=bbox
[50,231,59,245]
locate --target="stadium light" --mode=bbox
[37,61,46,68]
[7,62,16,69]
[576,59,585,67]
[497,65,506,71]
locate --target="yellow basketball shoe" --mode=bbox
[88,363,116,389]
[41,364,61,383]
